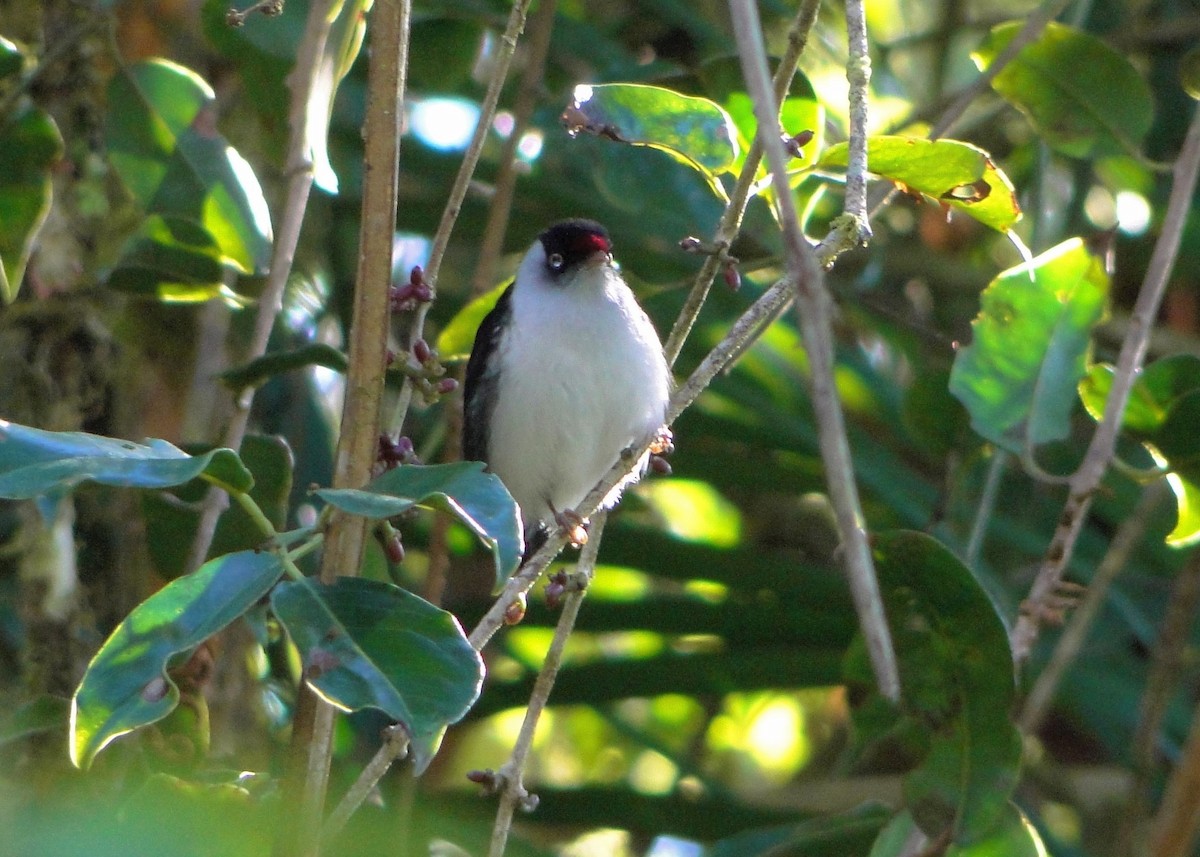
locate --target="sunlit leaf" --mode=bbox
[1080,355,1200,433]
[271,577,484,772]
[0,104,63,303]
[106,58,273,289]
[105,214,227,302]
[563,83,739,197]
[0,36,23,80]
[1183,46,1200,101]
[816,137,1020,232]
[71,550,285,768]
[973,22,1154,158]
[436,281,510,363]
[0,420,253,503]
[317,462,522,588]
[949,237,1110,451]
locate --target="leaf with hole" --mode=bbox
[317,462,522,588]
[816,137,1020,232]
[949,237,1110,452]
[71,550,285,768]
[271,578,483,772]
[973,22,1153,158]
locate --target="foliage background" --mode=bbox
[0,0,1198,855]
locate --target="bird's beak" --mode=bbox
[586,250,613,268]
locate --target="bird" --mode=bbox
[462,219,672,558]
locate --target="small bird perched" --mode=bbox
[463,219,672,556]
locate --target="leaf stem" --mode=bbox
[1011,102,1200,662]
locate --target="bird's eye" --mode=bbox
[547,252,565,272]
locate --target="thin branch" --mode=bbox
[663,0,821,366]
[467,0,558,298]
[842,0,872,237]
[1011,103,1200,662]
[1018,482,1166,734]
[185,0,337,574]
[274,1,411,854]
[729,0,900,701]
[322,725,410,844]
[1121,547,1200,855]
[387,0,535,435]
[485,513,607,857]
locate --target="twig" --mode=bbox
[185,0,337,574]
[663,0,821,366]
[842,0,872,239]
[1121,547,1200,855]
[965,448,1008,569]
[1018,482,1166,734]
[322,724,410,844]
[729,0,900,701]
[467,0,558,298]
[274,1,411,854]
[485,513,607,857]
[1011,103,1200,662]
[387,0,535,435]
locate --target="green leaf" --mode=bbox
[317,462,522,588]
[0,104,63,303]
[849,531,1020,844]
[564,83,739,197]
[436,281,510,362]
[1080,357,1200,546]
[945,803,1047,857]
[105,214,228,302]
[0,36,23,80]
[271,578,484,772]
[0,420,253,501]
[709,803,890,857]
[106,59,273,287]
[1183,46,1200,101]
[71,550,285,768]
[972,22,1154,158]
[219,343,351,390]
[0,695,70,747]
[816,137,1021,232]
[949,237,1110,451]
[142,434,294,579]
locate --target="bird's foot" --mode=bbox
[649,426,674,456]
[553,508,589,548]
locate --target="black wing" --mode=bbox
[462,284,514,464]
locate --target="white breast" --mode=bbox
[487,253,671,528]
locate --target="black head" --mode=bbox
[538,219,612,279]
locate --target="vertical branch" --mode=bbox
[1149,686,1200,857]
[388,0,535,435]
[485,513,607,857]
[274,1,411,855]
[1011,103,1200,662]
[728,0,900,701]
[185,0,338,574]
[842,0,871,237]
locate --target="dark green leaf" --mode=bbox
[564,83,739,194]
[1183,47,1200,101]
[219,343,351,391]
[816,137,1021,232]
[849,531,1020,844]
[973,22,1154,158]
[142,434,294,579]
[0,37,23,80]
[0,104,63,303]
[408,19,484,91]
[106,59,272,286]
[709,803,890,857]
[317,462,522,588]
[945,803,1046,856]
[0,695,70,747]
[0,420,253,500]
[271,578,483,772]
[949,237,1110,451]
[71,550,285,768]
